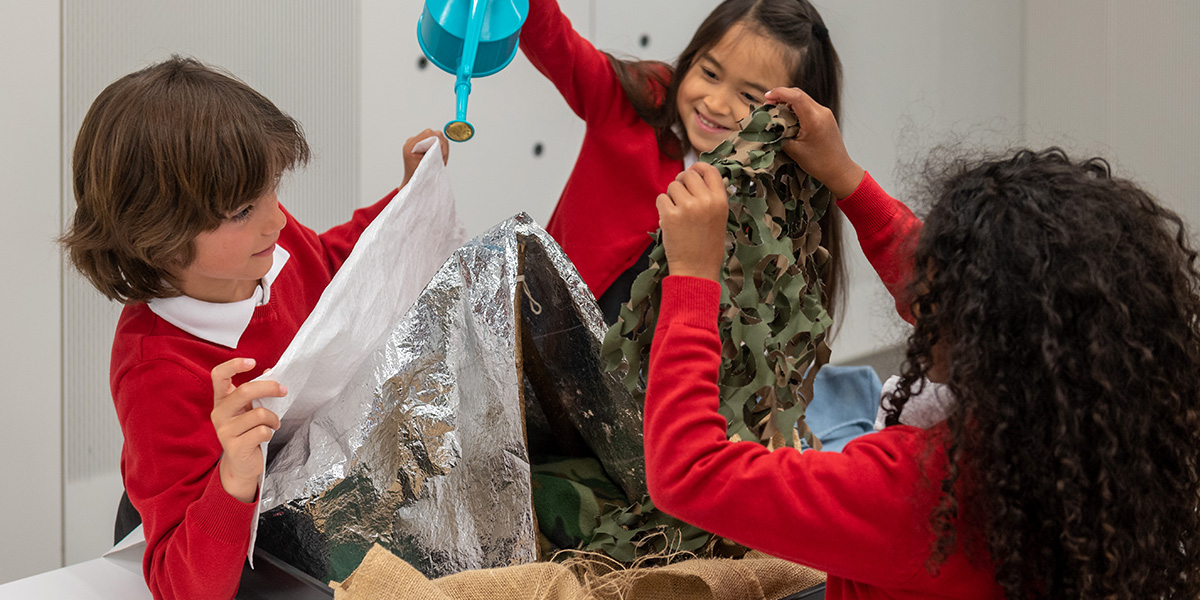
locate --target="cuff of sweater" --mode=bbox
[660,276,722,330]
[192,468,257,548]
[836,171,897,239]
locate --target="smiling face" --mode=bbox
[175,187,287,303]
[675,21,795,154]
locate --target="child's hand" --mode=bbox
[401,128,451,188]
[656,163,729,282]
[764,87,865,199]
[210,358,284,503]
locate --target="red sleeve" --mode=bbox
[643,276,941,585]
[314,188,400,272]
[520,0,626,123]
[835,171,923,323]
[116,360,257,600]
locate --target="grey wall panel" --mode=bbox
[0,0,63,585]
[1026,0,1200,238]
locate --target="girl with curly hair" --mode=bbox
[642,85,1200,599]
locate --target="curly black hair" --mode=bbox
[884,148,1200,598]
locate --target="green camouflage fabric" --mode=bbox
[602,103,833,448]
[584,496,715,563]
[590,105,834,564]
[531,458,713,563]
[531,457,629,551]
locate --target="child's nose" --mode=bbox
[705,90,733,117]
[265,201,287,233]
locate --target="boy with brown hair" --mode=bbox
[62,55,446,600]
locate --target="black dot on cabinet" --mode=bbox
[639,34,650,48]
[533,142,545,157]
[417,56,429,70]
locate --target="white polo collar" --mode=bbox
[683,147,698,169]
[672,124,700,170]
[147,245,291,349]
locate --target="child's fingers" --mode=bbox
[655,192,676,213]
[678,166,728,215]
[212,379,287,421]
[764,86,814,109]
[688,163,725,194]
[665,179,689,204]
[403,128,438,154]
[677,169,707,196]
[225,407,281,440]
[212,357,256,397]
[214,408,280,459]
[765,87,826,125]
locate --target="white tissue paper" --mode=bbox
[246,137,466,563]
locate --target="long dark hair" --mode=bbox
[886,148,1200,598]
[604,0,844,318]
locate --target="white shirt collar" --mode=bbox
[683,147,698,170]
[672,124,700,170]
[147,245,291,349]
[874,375,955,430]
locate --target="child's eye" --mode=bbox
[742,92,760,104]
[229,204,254,222]
[701,67,718,80]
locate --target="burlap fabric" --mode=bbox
[331,544,825,600]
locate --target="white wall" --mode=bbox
[819,0,1024,362]
[1024,1,1200,238]
[0,0,63,585]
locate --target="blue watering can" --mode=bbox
[418,0,529,142]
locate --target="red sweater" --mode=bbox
[643,176,1004,598]
[110,191,397,600]
[520,0,683,297]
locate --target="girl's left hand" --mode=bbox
[401,128,450,188]
[656,162,728,282]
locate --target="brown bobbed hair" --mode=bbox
[62,55,310,304]
[605,0,846,319]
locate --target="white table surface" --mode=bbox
[0,555,151,599]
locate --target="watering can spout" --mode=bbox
[446,81,474,142]
[418,0,529,142]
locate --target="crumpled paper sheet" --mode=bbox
[247,137,466,562]
[250,208,645,580]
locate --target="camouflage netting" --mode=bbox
[592,104,835,561]
[603,103,834,448]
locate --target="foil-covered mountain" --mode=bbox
[256,215,645,583]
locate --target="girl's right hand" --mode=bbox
[764,87,865,199]
[210,358,284,503]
